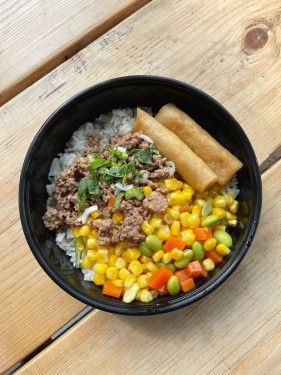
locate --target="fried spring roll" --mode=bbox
[155,103,243,186]
[132,108,217,192]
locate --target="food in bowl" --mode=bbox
[43,105,242,303]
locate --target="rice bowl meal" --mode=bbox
[43,104,243,303]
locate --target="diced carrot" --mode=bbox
[147,266,173,289]
[163,235,186,252]
[186,261,202,279]
[193,227,212,241]
[102,282,123,298]
[180,278,195,292]
[198,261,208,278]
[108,196,116,209]
[157,283,168,295]
[206,249,223,264]
[175,269,190,282]
[180,206,192,212]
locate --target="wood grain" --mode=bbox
[15,160,281,375]
[0,0,151,105]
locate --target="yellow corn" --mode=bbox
[149,217,163,228]
[124,274,137,288]
[90,210,100,219]
[112,211,124,225]
[93,263,107,274]
[89,229,98,238]
[87,249,97,262]
[187,214,200,229]
[140,289,153,302]
[127,248,141,260]
[119,267,130,280]
[171,248,183,260]
[143,186,153,197]
[157,225,171,240]
[169,192,186,206]
[203,258,215,271]
[228,219,238,227]
[146,272,153,279]
[194,199,206,207]
[229,200,238,213]
[122,250,132,263]
[181,229,196,246]
[181,188,194,200]
[135,290,141,301]
[106,267,119,280]
[108,254,118,267]
[115,257,127,269]
[140,255,153,264]
[166,208,180,220]
[212,207,226,219]
[81,256,93,269]
[146,262,158,273]
[163,214,173,224]
[172,205,182,213]
[111,279,124,287]
[129,260,144,276]
[223,193,234,206]
[96,249,108,263]
[203,238,217,251]
[152,250,164,263]
[213,225,226,231]
[137,274,148,288]
[177,181,184,189]
[225,211,237,220]
[141,221,154,235]
[195,191,209,199]
[162,252,173,264]
[72,227,80,238]
[208,189,218,198]
[213,195,227,208]
[87,237,97,249]
[216,243,231,256]
[150,289,158,299]
[180,212,190,227]
[115,241,126,256]
[170,220,180,236]
[192,205,202,217]
[123,283,139,303]
[79,225,91,237]
[164,178,179,190]
[93,273,105,285]
[158,181,165,188]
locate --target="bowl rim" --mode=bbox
[19,75,262,315]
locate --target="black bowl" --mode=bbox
[19,75,262,315]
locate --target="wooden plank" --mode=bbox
[0,0,151,105]
[15,160,281,374]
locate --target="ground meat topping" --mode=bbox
[93,219,114,245]
[143,191,168,213]
[87,133,102,146]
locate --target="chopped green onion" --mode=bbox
[90,158,106,169]
[114,192,125,209]
[124,188,144,200]
[74,238,86,268]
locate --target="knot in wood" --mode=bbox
[243,27,269,54]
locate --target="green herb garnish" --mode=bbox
[114,192,125,209]
[150,144,159,155]
[131,149,154,164]
[124,188,144,200]
[74,238,86,268]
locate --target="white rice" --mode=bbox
[49,107,239,282]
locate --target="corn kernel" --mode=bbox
[164,178,179,190]
[225,211,237,220]
[163,214,173,224]
[122,250,132,263]
[158,181,165,188]
[212,207,226,219]
[127,248,141,260]
[194,199,206,207]
[177,181,184,189]
[213,225,226,231]
[111,279,124,287]
[89,229,98,238]
[115,241,126,256]
[96,249,108,263]
[146,272,153,279]
[213,195,227,208]
[115,257,127,269]
[150,289,159,299]
[129,260,144,276]
[169,192,186,206]
[146,262,158,273]
[112,211,124,225]
[157,225,171,240]
[172,205,181,213]
[149,217,163,228]
[209,189,218,198]
[204,238,217,251]
[137,274,148,288]
[162,252,173,264]
[93,273,105,285]
[181,229,196,246]
[180,212,190,227]
[90,210,100,219]
[140,255,153,264]
[106,267,119,280]
[228,219,238,227]
[141,221,154,235]
[229,200,238,213]
[119,268,130,280]
[223,193,234,206]
[192,205,202,217]
[93,263,107,274]
[72,227,81,238]
[81,256,93,269]
[187,214,200,229]
[181,188,194,200]
[216,243,231,256]
[108,254,118,267]
[87,238,97,249]
[79,224,91,237]
[203,258,215,271]
[171,248,183,260]
[166,208,180,220]
[135,290,141,301]
[195,191,209,199]
[140,289,153,302]
[143,186,153,197]
[152,250,164,263]
[170,220,180,236]
[123,283,139,303]
[124,274,137,288]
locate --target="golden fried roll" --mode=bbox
[132,108,217,192]
[155,103,243,186]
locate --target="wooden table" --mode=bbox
[1,1,280,373]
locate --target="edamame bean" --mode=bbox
[166,263,176,273]
[156,261,165,268]
[167,275,180,296]
[145,234,163,251]
[174,249,193,268]
[219,218,229,228]
[213,230,233,248]
[138,242,152,257]
[192,241,205,260]
[201,214,220,227]
[202,200,213,217]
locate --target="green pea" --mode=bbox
[167,275,180,296]
[174,250,193,268]
[219,218,229,228]
[213,230,233,248]
[145,235,163,251]
[202,200,213,217]
[191,241,205,260]
[138,242,152,257]
[201,214,220,227]
[156,261,165,268]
